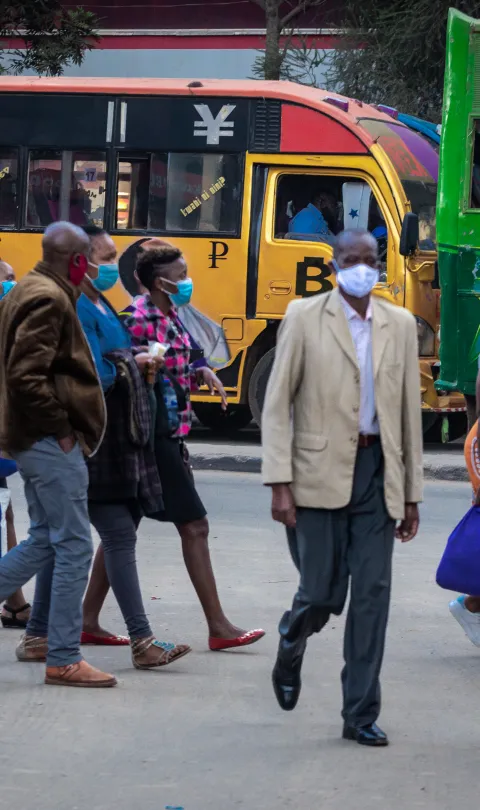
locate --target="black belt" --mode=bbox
[358,434,380,448]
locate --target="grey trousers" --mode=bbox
[0,438,93,667]
[28,500,153,640]
[279,442,395,727]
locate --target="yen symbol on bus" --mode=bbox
[193,104,236,145]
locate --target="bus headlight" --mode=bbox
[415,316,435,356]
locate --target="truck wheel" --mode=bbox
[422,412,467,443]
[465,394,476,431]
[192,402,252,433]
[248,348,276,428]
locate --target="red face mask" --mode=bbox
[68,253,88,286]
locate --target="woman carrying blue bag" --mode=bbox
[437,506,480,606]
[438,363,480,646]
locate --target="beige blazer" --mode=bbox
[261,289,423,520]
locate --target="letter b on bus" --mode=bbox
[295,256,333,298]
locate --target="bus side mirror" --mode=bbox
[399,212,419,256]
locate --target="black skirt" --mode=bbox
[151,437,207,525]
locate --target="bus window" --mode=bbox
[275,173,388,279]
[359,118,437,249]
[0,149,18,227]
[163,153,241,234]
[470,119,480,208]
[116,157,149,230]
[115,152,242,234]
[27,149,106,228]
[71,153,106,228]
[27,150,62,226]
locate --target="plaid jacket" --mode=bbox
[124,295,198,438]
[120,298,208,372]
[87,349,163,514]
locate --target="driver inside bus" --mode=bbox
[288,190,338,238]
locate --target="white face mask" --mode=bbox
[333,261,379,298]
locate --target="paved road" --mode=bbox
[0,473,477,810]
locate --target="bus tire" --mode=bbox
[192,402,252,433]
[248,348,276,428]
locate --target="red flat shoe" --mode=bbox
[81,631,130,646]
[209,629,265,651]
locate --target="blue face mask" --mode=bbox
[170,277,193,307]
[0,280,16,299]
[92,263,119,292]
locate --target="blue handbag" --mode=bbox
[436,506,480,594]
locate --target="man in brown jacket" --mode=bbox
[0,222,116,688]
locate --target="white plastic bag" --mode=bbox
[178,305,230,369]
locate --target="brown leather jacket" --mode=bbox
[0,261,106,456]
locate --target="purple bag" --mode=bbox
[436,506,480,594]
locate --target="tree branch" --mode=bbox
[250,0,266,8]
[280,0,326,28]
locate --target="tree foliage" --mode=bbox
[0,1,99,76]
[249,0,327,81]
[325,0,480,122]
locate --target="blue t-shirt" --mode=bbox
[77,293,131,391]
[288,203,330,235]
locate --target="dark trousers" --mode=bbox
[279,443,395,727]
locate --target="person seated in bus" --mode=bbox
[288,190,337,238]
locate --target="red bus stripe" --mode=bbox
[1,33,341,50]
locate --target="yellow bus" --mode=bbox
[0,77,465,435]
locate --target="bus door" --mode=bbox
[252,165,399,319]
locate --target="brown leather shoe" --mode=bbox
[45,660,117,688]
[16,634,48,662]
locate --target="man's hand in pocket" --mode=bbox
[58,435,76,454]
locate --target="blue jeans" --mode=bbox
[0,438,93,667]
[28,500,152,640]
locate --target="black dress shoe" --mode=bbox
[342,722,389,747]
[272,657,302,711]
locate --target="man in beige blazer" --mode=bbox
[262,229,423,747]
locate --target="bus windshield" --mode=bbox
[360,118,438,249]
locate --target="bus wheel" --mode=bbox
[192,402,252,433]
[248,348,276,428]
[422,412,467,443]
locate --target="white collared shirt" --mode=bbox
[340,295,379,436]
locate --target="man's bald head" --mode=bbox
[333,229,379,269]
[42,221,90,264]
[0,261,14,282]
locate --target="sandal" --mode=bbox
[1,603,31,629]
[131,635,191,670]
